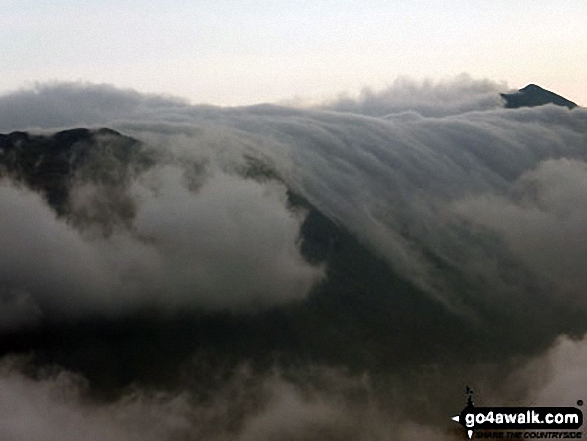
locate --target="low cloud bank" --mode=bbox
[1,78,587,438]
[0,358,460,441]
[2,334,584,441]
[0,165,322,327]
[318,75,507,117]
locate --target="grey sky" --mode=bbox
[1,0,586,105]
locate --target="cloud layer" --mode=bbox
[0,167,322,326]
[1,78,587,439]
[318,75,507,117]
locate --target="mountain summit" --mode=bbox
[501,84,577,109]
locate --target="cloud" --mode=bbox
[0,358,455,441]
[1,79,587,437]
[0,82,192,132]
[317,75,507,117]
[0,367,134,441]
[214,103,587,319]
[0,76,508,133]
[0,164,322,327]
[530,335,587,406]
[125,165,323,309]
[1,79,587,336]
[453,158,587,310]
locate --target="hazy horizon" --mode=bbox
[2,0,587,106]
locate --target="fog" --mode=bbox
[1,77,586,439]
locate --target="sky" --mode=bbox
[1,0,586,106]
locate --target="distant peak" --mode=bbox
[501,84,577,109]
[519,84,542,92]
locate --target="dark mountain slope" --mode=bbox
[0,128,151,213]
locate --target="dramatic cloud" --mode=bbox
[0,167,322,326]
[318,75,507,117]
[2,79,587,334]
[209,103,587,321]
[1,79,587,439]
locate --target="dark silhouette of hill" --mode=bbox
[0,128,149,213]
[501,84,577,109]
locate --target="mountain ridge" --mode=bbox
[501,83,577,109]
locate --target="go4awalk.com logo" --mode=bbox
[451,387,583,439]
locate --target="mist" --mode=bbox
[318,75,508,117]
[1,77,586,439]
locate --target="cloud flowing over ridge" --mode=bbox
[318,75,508,117]
[2,77,587,440]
